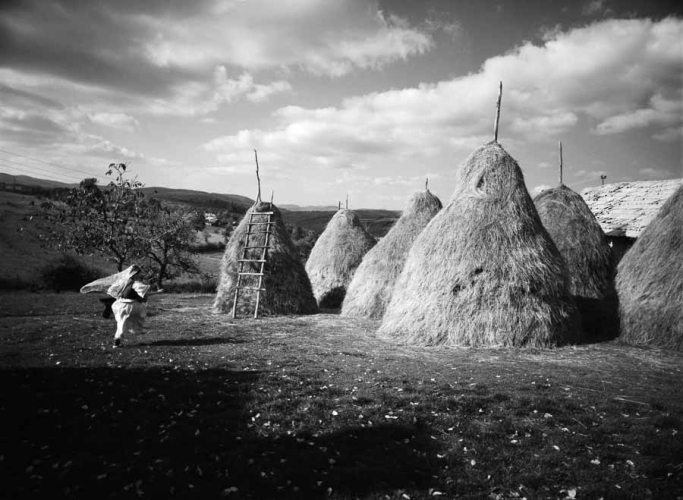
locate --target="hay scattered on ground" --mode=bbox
[341,190,442,319]
[616,184,683,350]
[214,202,318,316]
[305,209,376,308]
[534,185,618,339]
[378,142,580,347]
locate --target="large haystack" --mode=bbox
[616,184,683,350]
[214,202,318,316]
[534,185,617,339]
[305,209,376,308]
[378,142,580,347]
[341,190,442,319]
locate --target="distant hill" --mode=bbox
[138,187,255,211]
[280,203,339,212]
[0,173,76,189]
[0,172,400,236]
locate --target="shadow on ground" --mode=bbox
[2,366,441,499]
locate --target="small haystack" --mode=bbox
[341,190,442,319]
[378,141,580,347]
[214,202,318,316]
[534,184,617,339]
[616,184,683,350]
[305,209,376,308]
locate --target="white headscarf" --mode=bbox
[80,265,145,298]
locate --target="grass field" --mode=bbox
[1,292,682,499]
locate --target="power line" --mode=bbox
[0,157,85,183]
[0,147,99,177]
[0,162,81,184]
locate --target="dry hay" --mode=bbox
[616,184,683,350]
[378,141,580,347]
[305,209,376,308]
[341,190,442,319]
[534,185,618,339]
[213,202,318,316]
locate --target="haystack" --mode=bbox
[616,184,683,350]
[341,190,442,319]
[305,209,376,308]
[213,202,318,316]
[378,142,580,347]
[534,184,617,339]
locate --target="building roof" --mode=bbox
[581,179,683,238]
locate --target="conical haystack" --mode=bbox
[378,142,580,347]
[214,202,318,316]
[534,185,617,339]
[616,184,683,350]
[341,190,442,319]
[305,209,376,308]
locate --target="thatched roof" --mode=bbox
[213,202,318,316]
[378,142,580,347]
[305,209,376,308]
[534,184,617,339]
[341,190,442,319]
[581,179,683,238]
[616,184,683,350]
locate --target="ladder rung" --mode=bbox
[238,259,267,263]
[247,222,276,225]
[238,272,263,276]
[244,245,270,249]
[236,287,266,291]
[249,211,274,216]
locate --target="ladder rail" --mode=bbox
[232,209,274,319]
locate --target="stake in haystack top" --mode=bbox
[378,82,580,347]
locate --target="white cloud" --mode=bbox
[88,112,139,131]
[203,18,683,177]
[140,0,433,77]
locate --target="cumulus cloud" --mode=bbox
[88,112,140,131]
[203,18,683,177]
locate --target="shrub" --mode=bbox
[39,254,103,292]
[164,275,218,294]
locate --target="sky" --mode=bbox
[0,0,681,209]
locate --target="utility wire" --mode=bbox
[0,162,81,184]
[0,147,98,177]
[0,157,85,183]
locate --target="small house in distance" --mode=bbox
[581,179,683,262]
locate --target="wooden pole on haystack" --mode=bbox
[493,81,503,143]
[254,149,262,203]
[338,201,341,210]
[426,177,429,192]
[558,141,563,186]
[346,193,349,209]
[270,190,274,210]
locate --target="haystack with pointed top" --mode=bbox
[305,209,376,308]
[378,142,580,347]
[341,190,442,319]
[214,202,318,316]
[616,184,683,350]
[534,184,617,339]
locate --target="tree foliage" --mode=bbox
[42,163,201,286]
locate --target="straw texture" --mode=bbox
[534,185,618,339]
[305,209,376,308]
[616,184,683,350]
[341,190,442,319]
[378,142,580,347]
[213,202,318,316]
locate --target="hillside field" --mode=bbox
[1,292,682,499]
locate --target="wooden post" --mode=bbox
[426,177,429,191]
[494,81,503,143]
[270,190,274,210]
[345,193,349,209]
[338,201,341,210]
[254,149,262,203]
[600,174,607,186]
[558,141,563,186]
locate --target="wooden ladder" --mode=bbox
[231,209,275,319]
